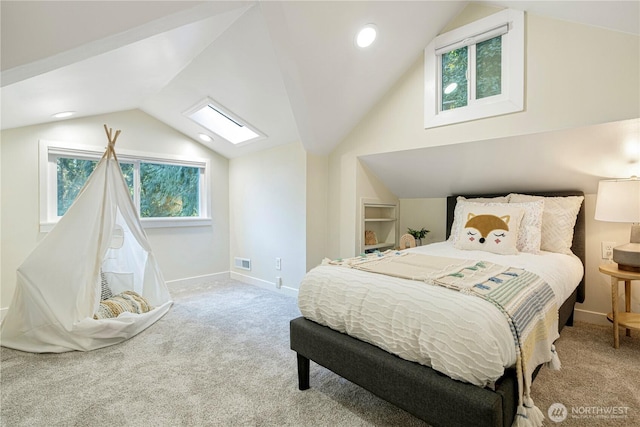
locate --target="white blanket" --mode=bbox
[297,241,583,388]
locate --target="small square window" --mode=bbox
[424,9,524,128]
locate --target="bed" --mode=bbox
[290,191,585,427]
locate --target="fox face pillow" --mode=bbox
[455,204,524,255]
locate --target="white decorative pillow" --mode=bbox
[509,200,545,254]
[454,204,524,255]
[509,194,584,254]
[448,196,511,244]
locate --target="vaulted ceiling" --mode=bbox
[2,1,638,158]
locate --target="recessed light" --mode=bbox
[198,133,213,142]
[356,24,377,48]
[52,111,75,119]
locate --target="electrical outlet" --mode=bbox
[276,257,281,270]
[602,241,616,259]
[275,277,282,289]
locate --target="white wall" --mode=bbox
[327,7,639,260]
[229,142,307,294]
[306,152,329,271]
[399,198,447,245]
[323,4,640,325]
[0,109,230,309]
[583,194,640,324]
[0,138,2,305]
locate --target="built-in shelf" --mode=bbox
[361,202,398,253]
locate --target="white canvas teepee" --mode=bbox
[1,126,172,353]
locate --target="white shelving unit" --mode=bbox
[361,202,398,253]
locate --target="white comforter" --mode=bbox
[297,241,583,387]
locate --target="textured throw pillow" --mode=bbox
[448,196,511,244]
[100,271,113,301]
[454,204,524,255]
[509,194,584,254]
[94,290,153,320]
[509,200,545,254]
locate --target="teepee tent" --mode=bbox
[1,126,172,353]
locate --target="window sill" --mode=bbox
[39,217,212,233]
[141,217,212,229]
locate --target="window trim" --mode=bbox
[39,140,211,232]
[424,8,524,128]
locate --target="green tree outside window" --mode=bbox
[140,163,199,218]
[476,36,502,99]
[441,46,468,111]
[56,157,199,218]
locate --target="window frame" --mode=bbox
[424,8,524,128]
[39,140,211,232]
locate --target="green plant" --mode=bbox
[407,227,429,240]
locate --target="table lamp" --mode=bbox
[595,176,640,272]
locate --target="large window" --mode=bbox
[41,140,210,231]
[139,162,200,218]
[424,8,524,128]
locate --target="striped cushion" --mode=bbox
[94,291,153,319]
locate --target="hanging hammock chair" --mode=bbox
[1,126,173,353]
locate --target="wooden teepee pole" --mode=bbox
[103,124,121,161]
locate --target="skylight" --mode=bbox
[187,99,264,145]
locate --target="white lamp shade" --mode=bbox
[594,178,640,223]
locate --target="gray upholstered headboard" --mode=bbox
[445,191,585,304]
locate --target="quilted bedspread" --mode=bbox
[298,242,583,388]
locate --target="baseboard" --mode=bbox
[230,272,298,298]
[165,272,230,288]
[0,271,294,323]
[0,274,231,314]
[574,308,611,326]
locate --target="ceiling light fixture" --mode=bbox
[198,133,213,142]
[52,111,75,119]
[356,24,377,48]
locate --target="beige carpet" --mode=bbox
[530,316,640,427]
[1,278,638,427]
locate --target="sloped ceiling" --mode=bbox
[360,118,640,198]
[1,1,639,159]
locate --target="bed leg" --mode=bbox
[297,353,310,390]
[566,310,575,327]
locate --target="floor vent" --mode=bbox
[234,257,251,271]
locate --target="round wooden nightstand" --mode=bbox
[598,263,640,348]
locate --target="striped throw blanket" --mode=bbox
[329,251,560,427]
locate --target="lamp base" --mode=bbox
[613,242,640,272]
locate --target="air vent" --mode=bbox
[234,257,251,271]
